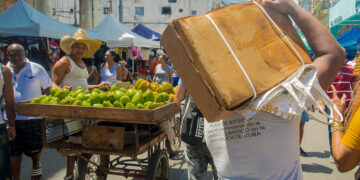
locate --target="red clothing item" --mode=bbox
[327,63,358,107]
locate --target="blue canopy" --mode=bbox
[0,0,101,39]
[131,24,161,41]
[337,27,360,55]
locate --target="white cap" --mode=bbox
[156,49,165,56]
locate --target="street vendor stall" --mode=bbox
[16,83,181,179]
[0,0,101,39]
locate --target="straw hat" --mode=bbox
[119,60,127,65]
[60,28,101,58]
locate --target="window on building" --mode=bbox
[169,0,177,2]
[162,7,171,15]
[323,0,330,9]
[179,9,183,12]
[135,7,144,16]
[103,7,110,14]
[191,10,197,15]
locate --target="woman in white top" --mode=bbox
[152,54,173,84]
[99,50,122,85]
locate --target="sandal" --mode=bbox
[64,175,74,180]
[31,167,42,180]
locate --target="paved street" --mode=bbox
[19,119,356,180]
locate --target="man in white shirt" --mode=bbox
[7,44,51,180]
[203,0,345,179]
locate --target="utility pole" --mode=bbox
[109,0,113,13]
[119,0,123,22]
[74,0,77,26]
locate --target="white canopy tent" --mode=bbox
[92,15,160,48]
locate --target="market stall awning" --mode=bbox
[329,0,360,37]
[92,15,160,48]
[0,0,102,39]
[131,24,161,41]
[336,26,360,54]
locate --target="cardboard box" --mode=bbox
[161,2,313,122]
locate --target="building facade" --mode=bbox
[120,0,227,33]
[1,0,227,32]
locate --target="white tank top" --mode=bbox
[100,63,119,85]
[0,65,4,123]
[61,56,89,91]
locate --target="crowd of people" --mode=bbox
[1,0,360,180]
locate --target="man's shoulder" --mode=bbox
[28,61,45,71]
[28,61,49,78]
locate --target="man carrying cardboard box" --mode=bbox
[202,0,345,179]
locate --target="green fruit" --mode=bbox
[109,90,124,103]
[60,99,68,105]
[120,96,131,106]
[131,91,143,105]
[54,90,69,100]
[99,92,108,103]
[81,101,91,106]
[110,85,118,91]
[38,95,47,100]
[169,94,175,102]
[103,101,114,107]
[161,81,174,93]
[92,88,101,94]
[72,100,82,106]
[150,82,159,91]
[50,88,60,96]
[136,104,145,109]
[76,86,84,92]
[120,88,127,93]
[158,84,166,93]
[76,93,87,101]
[160,92,169,102]
[155,94,165,103]
[157,102,165,107]
[84,90,90,94]
[73,91,81,98]
[93,103,104,107]
[89,93,101,105]
[138,80,150,91]
[125,103,135,109]
[135,78,145,89]
[113,101,124,108]
[127,89,136,99]
[144,101,152,107]
[39,97,50,104]
[143,90,154,102]
[30,97,40,103]
[145,102,157,109]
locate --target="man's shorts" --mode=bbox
[300,111,310,122]
[10,119,43,156]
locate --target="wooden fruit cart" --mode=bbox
[16,102,182,180]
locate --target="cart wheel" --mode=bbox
[165,123,181,157]
[146,150,169,180]
[75,154,109,180]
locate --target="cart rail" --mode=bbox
[50,130,167,158]
[15,102,180,124]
